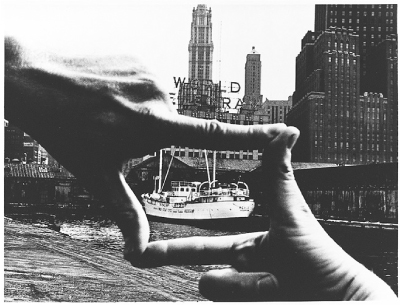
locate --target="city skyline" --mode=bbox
[3,0,318,100]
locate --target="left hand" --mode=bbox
[5,36,286,263]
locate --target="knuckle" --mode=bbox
[206,119,222,134]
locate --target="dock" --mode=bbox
[3,218,205,302]
[317,218,398,230]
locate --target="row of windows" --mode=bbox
[329,4,395,13]
[316,152,395,164]
[328,57,357,65]
[331,10,395,17]
[166,149,263,160]
[327,41,356,50]
[329,18,395,25]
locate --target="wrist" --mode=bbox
[342,258,397,300]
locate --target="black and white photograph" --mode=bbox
[3,0,398,302]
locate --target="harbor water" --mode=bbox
[59,218,398,295]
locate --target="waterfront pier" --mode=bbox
[4,218,205,302]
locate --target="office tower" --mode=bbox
[288,27,397,164]
[315,4,397,93]
[287,4,398,164]
[188,4,214,81]
[242,46,263,112]
[289,28,363,163]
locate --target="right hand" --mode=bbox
[138,127,397,301]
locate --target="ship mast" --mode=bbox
[212,151,216,185]
[158,149,162,192]
[212,21,222,188]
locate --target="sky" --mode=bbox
[2,0,376,101]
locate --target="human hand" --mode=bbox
[139,127,397,301]
[4,37,286,263]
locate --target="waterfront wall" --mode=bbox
[247,163,398,223]
[304,189,397,222]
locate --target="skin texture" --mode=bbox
[5,37,397,301]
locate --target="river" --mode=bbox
[59,218,398,296]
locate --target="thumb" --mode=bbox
[261,126,316,228]
[199,268,280,301]
[87,168,150,262]
[262,125,299,180]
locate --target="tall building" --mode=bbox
[287,25,397,164]
[172,5,269,161]
[288,5,398,164]
[179,4,219,113]
[242,46,263,111]
[188,4,214,81]
[315,4,397,93]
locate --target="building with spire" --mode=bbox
[188,4,214,81]
[171,7,270,161]
[177,4,221,114]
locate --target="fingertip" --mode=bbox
[286,126,300,150]
[199,269,280,301]
[257,273,281,300]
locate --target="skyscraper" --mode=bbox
[315,4,397,93]
[289,28,364,163]
[172,5,269,161]
[243,46,262,107]
[188,4,214,81]
[287,5,397,164]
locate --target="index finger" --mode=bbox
[127,232,265,268]
[161,114,287,152]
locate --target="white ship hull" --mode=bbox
[143,197,254,220]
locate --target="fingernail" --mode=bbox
[287,134,297,149]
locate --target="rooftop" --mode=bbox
[4,163,75,179]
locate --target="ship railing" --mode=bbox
[199,187,249,197]
[171,181,200,188]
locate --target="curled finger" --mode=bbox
[199,268,280,301]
